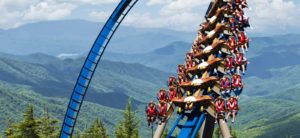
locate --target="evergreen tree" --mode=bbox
[214,126,221,138]
[114,99,140,138]
[82,118,109,138]
[229,126,238,138]
[16,105,39,138]
[37,107,59,138]
[4,119,16,138]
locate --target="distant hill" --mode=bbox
[104,41,191,72]
[0,53,172,136]
[0,20,194,55]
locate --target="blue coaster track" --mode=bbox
[59,0,138,137]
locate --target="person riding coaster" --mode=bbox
[225,97,239,124]
[186,52,193,61]
[178,64,186,75]
[177,73,187,85]
[157,88,168,103]
[157,101,168,124]
[172,95,212,114]
[226,36,238,54]
[185,58,196,69]
[238,31,249,53]
[234,52,247,75]
[168,76,178,87]
[145,101,158,127]
[220,76,231,98]
[168,86,177,101]
[224,55,235,74]
[231,74,243,97]
[215,97,226,123]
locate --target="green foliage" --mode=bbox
[229,126,238,138]
[214,126,221,138]
[115,99,140,138]
[14,105,39,138]
[4,119,16,138]
[162,128,169,138]
[36,107,59,138]
[3,105,59,138]
[81,118,109,138]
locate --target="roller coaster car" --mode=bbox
[173,95,212,114]
[198,23,228,45]
[185,58,196,69]
[201,8,226,32]
[206,0,223,18]
[186,58,222,73]
[179,76,218,89]
[194,39,225,59]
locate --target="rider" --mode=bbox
[157,88,168,103]
[226,97,238,124]
[168,86,177,101]
[178,73,185,85]
[178,65,186,74]
[185,58,194,69]
[158,102,168,123]
[224,55,235,74]
[220,76,231,97]
[145,101,157,127]
[235,52,246,75]
[168,76,177,87]
[227,36,237,54]
[238,31,249,53]
[215,97,226,123]
[232,74,243,97]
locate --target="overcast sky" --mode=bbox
[0,0,299,35]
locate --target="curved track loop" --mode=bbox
[153,0,250,138]
[60,0,138,137]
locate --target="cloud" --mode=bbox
[24,1,75,21]
[64,0,115,5]
[247,0,300,34]
[0,0,76,29]
[1,0,300,35]
[88,11,111,21]
[147,0,171,6]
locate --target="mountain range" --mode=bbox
[0,20,300,137]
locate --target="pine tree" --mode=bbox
[229,126,238,138]
[114,99,140,138]
[16,105,39,138]
[82,118,109,138]
[4,119,16,138]
[214,126,221,138]
[37,107,59,138]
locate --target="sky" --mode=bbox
[0,0,300,35]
